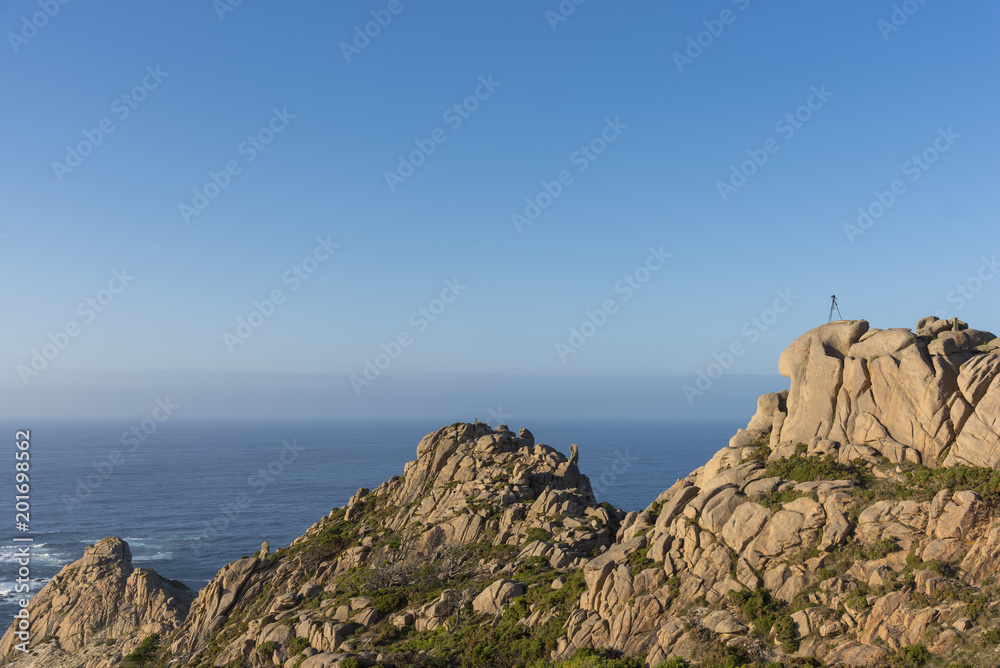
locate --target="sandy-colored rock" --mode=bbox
[720,503,771,553]
[472,580,526,615]
[0,538,193,666]
[702,610,746,635]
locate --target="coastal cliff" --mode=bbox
[3,316,1000,668]
[0,537,193,667]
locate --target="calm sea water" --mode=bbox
[0,418,738,630]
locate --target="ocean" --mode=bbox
[0,418,740,630]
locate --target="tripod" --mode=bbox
[828,295,842,323]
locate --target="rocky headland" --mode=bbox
[3,315,1000,668]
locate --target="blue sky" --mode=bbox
[2,1,998,419]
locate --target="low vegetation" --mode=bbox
[120,633,160,668]
[765,451,858,485]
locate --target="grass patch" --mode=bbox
[627,546,657,577]
[371,588,409,615]
[865,535,900,560]
[288,636,309,655]
[765,454,858,484]
[756,489,819,512]
[729,587,780,636]
[525,527,553,544]
[891,644,930,668]
[120,633,160,668]
[555,647,646,667]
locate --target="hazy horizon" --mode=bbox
[3,369,787,421]
[3,2,998,422]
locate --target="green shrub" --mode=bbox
[257,640,279,656]
[757,489,819,512]
[962,593,988,620]
[627,547,656,576]
[525,527,553,543]
[906,466,1000,506]
[729,587,781,635]
[894,644,931,667]
[656,658,690,668]
[558,647,646,667]
[845,581,870,610]
[121,633,160,668]
[339,658,364,668]
[765,453,858,484]
[866,535,900,560]
[745,440,772,462]
[661,576,679,601]
[371,588,408,614]
[773,614,798,653]
[925,560,958,578]
[524,555,551,569]
[288,636,309,655]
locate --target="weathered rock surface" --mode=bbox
[559,317,1000,667]
[0,537,193,667]
[775,317,1000,468]
[165,422,615,668]
[472,579,525,615]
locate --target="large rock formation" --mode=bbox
[3,317,1000,668]
[559,317,1000,667]
[772,316,1000,468]
[0,537,193,667]
[166,421,615,667]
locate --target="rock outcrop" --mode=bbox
[772,316,1000,468]
[0,537,193,667]
[165,421,615,667]
[559,317,1000,667]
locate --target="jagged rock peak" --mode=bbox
[386,421,584,507]
[165,422,617,666]
[0,537,194,668]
